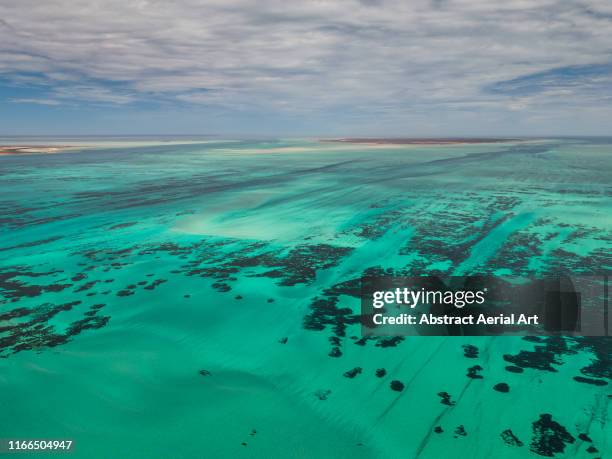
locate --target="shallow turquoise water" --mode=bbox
[0,138,610,458]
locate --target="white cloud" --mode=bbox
[9,98,61,105]
[0,0,611,132]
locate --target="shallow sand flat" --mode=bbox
[0,145,79,155]
[324,137,521,145]
[0,139,239,155]
[1,335,373,459]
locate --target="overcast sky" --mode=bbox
[1,0,611,136]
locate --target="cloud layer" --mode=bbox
[1,0,611,134]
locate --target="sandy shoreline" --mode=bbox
[0,145,79,155]
[0,139,241,156]
[0,138,522,156]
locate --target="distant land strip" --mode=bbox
[323,138,519,145]
[0,145,76,155]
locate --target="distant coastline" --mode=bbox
[0,138,523,156]
[323,138,519,145]
[0,145,76,155]
[0,139,225,155]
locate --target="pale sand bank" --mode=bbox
[0,139,240,155]
[0,145,79,155]
[324,137,520,145]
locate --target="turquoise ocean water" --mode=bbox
[0,138,610,458]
